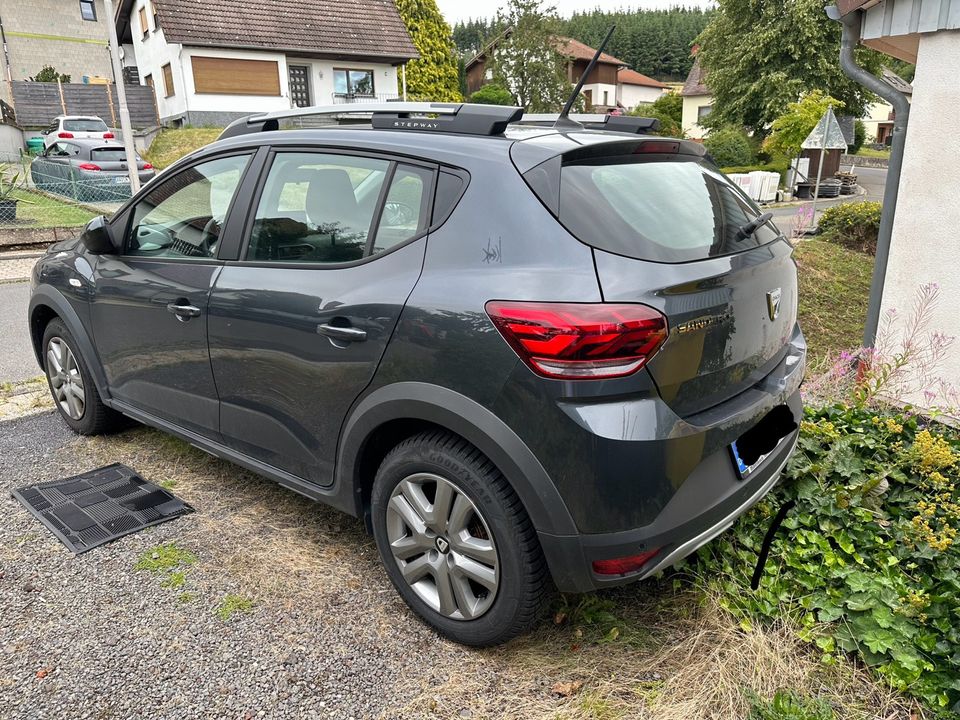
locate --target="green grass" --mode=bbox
[793,240,874,367]
[135,543,197,573]
[216,593,254,621]
[144,127,223,170]
[9,188,96,227]
[855,147,891,159]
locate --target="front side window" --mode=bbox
[333,69,374,97]
[247,153,433,264]
[79,0,96,21]
[125,154,250,260]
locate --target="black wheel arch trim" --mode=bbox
[337,381,579,537]
[28,284,111,401]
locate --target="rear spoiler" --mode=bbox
[515,114,661,134]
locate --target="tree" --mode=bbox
[490,0,570,113]
[704,127,755,167]
[764,90,844,159]
[629,92,684,137]
[852,119,866,154]
[696,0,880,136]
[395,0,462,102]
[31,66,70,83]
[469,83,515,106]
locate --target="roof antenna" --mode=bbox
[555,25,616,131]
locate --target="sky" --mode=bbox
[436,0,714,25]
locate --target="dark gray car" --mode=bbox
[31,138,155,203]
[28,103,804,646]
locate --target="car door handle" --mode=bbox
[317,323,367,343]
[166,302,201,321]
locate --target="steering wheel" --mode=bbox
[199,217,222,256]
[382,201,417,227]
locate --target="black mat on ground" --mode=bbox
[11,463,192,554]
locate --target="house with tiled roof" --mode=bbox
[115,0,418,125]
[679,56,712,139]
[466,34,665,112]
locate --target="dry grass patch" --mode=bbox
[0,376,52,420]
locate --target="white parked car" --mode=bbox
[41,115,115,150]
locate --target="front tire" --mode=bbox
[371,430,549,646]
[42,319,122,435]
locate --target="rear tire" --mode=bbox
[42,319,122,436]
[371,430,550,646]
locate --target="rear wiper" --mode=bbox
[736,212,773,240]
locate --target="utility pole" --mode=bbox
[103,0,140,192]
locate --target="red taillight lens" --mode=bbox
[77,162,101,171]
[103,132,115,139]
[57,132,74,138]
[142,163,153,170]
[485,301,668,380]
[634,140,680,154]
[592,548,662,576]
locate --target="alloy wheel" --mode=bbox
[386,472,500,620]
[46,337,85,420]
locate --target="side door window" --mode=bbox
[246,152,433,264]
[125,154,251,260]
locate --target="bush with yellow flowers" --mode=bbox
[697,404,960,716]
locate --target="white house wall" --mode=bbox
[179,46,290,115]
[129,0,186,120]
[681,94,712,139]
[618,84,666,110]
[879,30,960,402]
[284,57,399,105]
[582,82,618,108]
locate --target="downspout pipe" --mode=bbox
[826,5,911,348]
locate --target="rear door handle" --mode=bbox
[318,323,367,343]
[166,302,201,321]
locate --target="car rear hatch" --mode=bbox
[513,133,798,417]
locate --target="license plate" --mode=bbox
[114,176,131,184]
[730,440,774,479]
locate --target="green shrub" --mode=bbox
[818,201,882,255]
[704,127,755,168]
[697,404,960,714]
[747,689,836,720]
[469,82,515,106]
[852,119,867,155]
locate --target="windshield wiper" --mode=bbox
[736,212,773,240]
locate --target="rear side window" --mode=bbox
[246,152,433,264]
[62,118,109,132]
[557,154,781,263]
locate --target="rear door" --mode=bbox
[208,149,435,485]
[544,141,798,416]
[89,151,256,439]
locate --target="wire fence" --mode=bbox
[0,156,124,233]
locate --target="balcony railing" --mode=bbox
[331,93,401,104]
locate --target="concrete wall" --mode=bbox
[681,94,712,139]
[879,30,960,402]
[0,0,113,103]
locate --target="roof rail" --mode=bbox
[218,102,524,140]
[517,114,661,134]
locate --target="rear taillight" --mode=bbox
[77,163,101,171]
[592,548,662,576]
[485,301,668,380]
[142,163,153,170]
[57,132,74,138]
[103,132,115,139]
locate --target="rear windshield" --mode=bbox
[558,156,782,263]
[90,148,140,162]
[63,119,108,132]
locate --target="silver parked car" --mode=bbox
[31,139,156,203]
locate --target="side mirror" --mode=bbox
[80,216,116,255]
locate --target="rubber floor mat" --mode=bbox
[11,463,193,554]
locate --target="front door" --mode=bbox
[208,150,435,485]
[89,152,254,439]
[288,64,312,107]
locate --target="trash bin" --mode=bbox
[26,137,44,156]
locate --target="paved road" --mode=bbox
[0,282,38,383]
[768,165,887,231]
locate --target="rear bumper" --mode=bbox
[539,393,801,592]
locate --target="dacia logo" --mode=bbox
[767,288,782,321]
